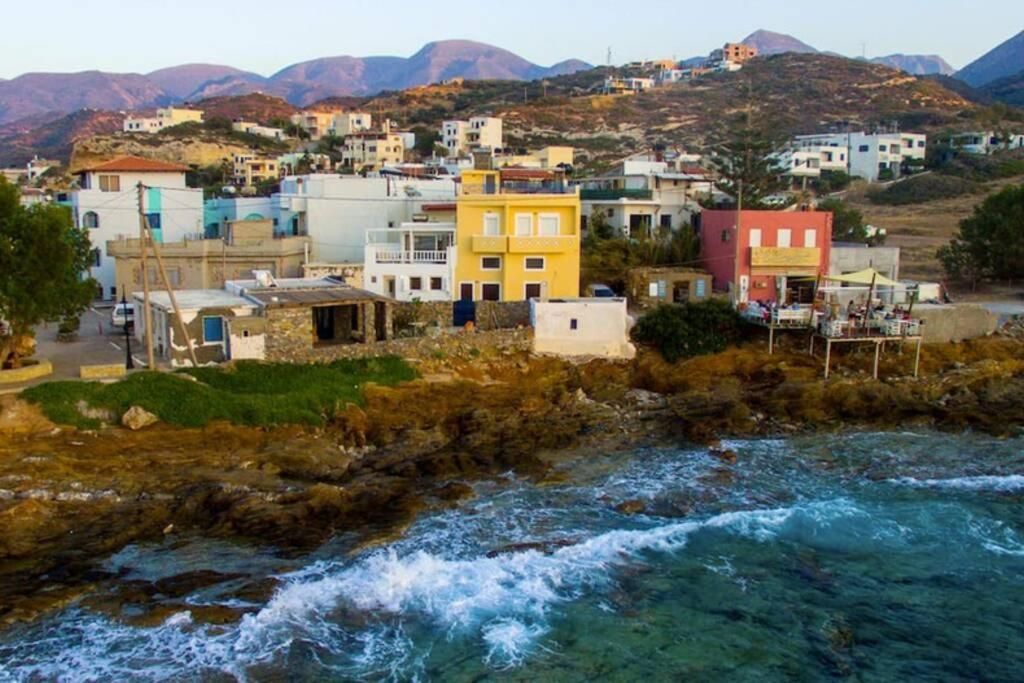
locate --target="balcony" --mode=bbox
[579,188,654,201]
[371,248,449,265]
[471,235,508,252]
[750,246,821,270]
[508,235,577,253]
[461,181,574,196]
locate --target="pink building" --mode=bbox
[700,209,833,304]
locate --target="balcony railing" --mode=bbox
[579,188,654,201]
[461,182,574,196]
[471,235,508,253]
[372,248,448,264]
[508,235,577,253]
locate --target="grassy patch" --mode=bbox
[867,174,983,206]
[22,358,417,430]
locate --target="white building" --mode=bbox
[441,117,503,156]
[232,120,288,141]
[69,156,203,300]
[123,107,204,134]
[575,157,712,237]
[948,131,1024,155]
[274,174,457,264]
[793,132,927,182]
[602,77,655,94]
[530,298,636,359]
[777,144,849,180]
[329,112,372,137]
[364,222,456,301]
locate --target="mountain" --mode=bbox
[871,54,955,76]
[980,69,1024,107]
[0,71,167,125]
[146,64,266,100]
[0,108,124,166]
[741,30,818,55]
[956,30,1024,87]
[0,40,592,123]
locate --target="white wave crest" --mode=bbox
[891,474,1024,492]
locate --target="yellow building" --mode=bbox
[454,169,580,302]
[494,146,574,169]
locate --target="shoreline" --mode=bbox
[2,337,1023,626]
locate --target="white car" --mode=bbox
[111,303,134,329]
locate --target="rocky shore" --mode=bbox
[2,337,1023,626]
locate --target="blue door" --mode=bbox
[453,300,476,327]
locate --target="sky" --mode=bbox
[1,0,1022,79]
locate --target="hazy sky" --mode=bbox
[2,0,1021,78]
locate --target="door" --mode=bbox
[525,283,542,300]
[313,307,334,341]
[453,299,476,327]
[385,276,396,297]
[481,283,501,301]
[459,282,474,301]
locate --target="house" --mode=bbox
[793,132,927,182]
[493,146,574,170]
[289,110,341,140]
[203,197,275,237]
[274,174,457,263]
[329,112,372,137]
[231,153,279,187]
[531,298,636,359]
[777,144,849,182]
[602,77,655,95]
[699,208,833,304]
[68,156,203,301]
[123,107,203,133]
[108,218,310,294]
[342,125,405,172]
[226,276,393,359]
[441,117,503,156]
[453,168,580,302]
[576,157,712,236]
[364,221,456,301]
[626,267,712,309]
[232,120,287,141]
[947,131,1024,155]
[132,288,263,367]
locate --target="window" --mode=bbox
[98,175,120,192]
[203,316,224,343]
[660,214,672,229]
[481,256,501,270]
[109,287,116,298]
[409,277,422,291]
[777,229,792,248]
[721,229,731,243]
[515,213,532,236]
[538,214,559,236]
[430,277,443,291]
[481,283,501,301]
[145,213,161,230]
[82,211,99,229]
[804,229,817,248]
[878,144,888,152]
[524,257,545,270]
[570,318,578,330]
[858,145,869,152]
[483,213,500,236]
[749,228,762,248]
[525,283,542,299]
[90,248,101,267]
[918,141,925,148]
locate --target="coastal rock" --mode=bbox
[615,499,647,515]
[121,406,159,431]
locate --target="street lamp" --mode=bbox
[121,290,134,370]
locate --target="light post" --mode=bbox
[120,290,134,370]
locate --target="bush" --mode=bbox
[877,168,895,182]
[867,174,982,206]
[631,300,742,362]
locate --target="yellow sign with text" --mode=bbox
[750,246,820,268]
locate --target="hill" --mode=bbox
[0,40,591,124]
[979,69,1024,107]
[956,30,1024,87]
[871,54,954,76]
[192,93,298,123]
[741,30,818,55]
[0,109,124,166]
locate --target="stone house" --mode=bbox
[627,267,713,309]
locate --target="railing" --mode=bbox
[461,182,574,196]
[579,188,654,200]
[508,235,576,253]
[471,235,508,253]
[372,248,449,264]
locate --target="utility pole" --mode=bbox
[143,210,200,368]
[137,182,156,369]
[735,178,744,305]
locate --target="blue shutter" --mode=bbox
[203,317,224,343]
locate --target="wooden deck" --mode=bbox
[810,332,923,379]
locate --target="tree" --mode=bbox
[316,133,345,163]
[0,179,96,368]
[817,198,870,243]
[710,114,790,209]
[631,300,742,362]
[586,210,614,242]
[937,184,1024,288]
[410,126,441,158]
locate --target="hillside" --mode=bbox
[956,30,1024,87]
[0,40,591,124]
[980,70,1024,107]
[0,109,124,166]
[871,54,955,76]
[741,30,818,55]
[192,93,298,123]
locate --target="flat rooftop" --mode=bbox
[132,289,255,311]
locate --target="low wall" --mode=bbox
[393,300,531,332]
[0,360,53,385]
[915,304,999,344]
[80,363,127,379]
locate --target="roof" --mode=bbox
[80,156,190,173]
[422,202,456,211]
[499,168,559,181]
[132,289,255,311]
[245,285,388,309]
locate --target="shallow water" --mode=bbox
[2,431,1023,681]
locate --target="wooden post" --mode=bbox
[824,338,832,379]
[769,324,775,355]
[914,336,922,378]
[143,211,200,368]
[137,183,155,369]
[873,341,881,379]
[809,334,815,357]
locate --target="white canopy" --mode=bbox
[824,268,901,288]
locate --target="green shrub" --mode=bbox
[631,301,742,362]
[23,357,417,429]
[867,174,982,206]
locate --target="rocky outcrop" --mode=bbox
[69,134,259,172]
[121,406,159,431]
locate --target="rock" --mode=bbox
[121,406,159,431]
[710,448,739,464]
[615,499,647,515]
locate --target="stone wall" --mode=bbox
[392,300,531,333]
[264,307,313,360]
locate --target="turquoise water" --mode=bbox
[2,431,1023,680]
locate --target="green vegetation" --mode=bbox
[582,221,701,291]
[0,179,95,368]
[23,357,418,429]
[932,150,1024,182]
[154,119,288,153]
[817,197,883,244]
[937,184,1024,288]
[709,114,790,209]
[867,174,982,206]
[631,300,743,362]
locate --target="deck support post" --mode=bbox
[914,336,923,378]
[873,341,881,379]
[769,325,775,355]
[824,339,832,380]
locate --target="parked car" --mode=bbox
[586,283,617,298]
[111,302,134,329]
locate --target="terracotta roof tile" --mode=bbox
[80,156,190,173]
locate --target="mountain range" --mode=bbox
[0,40,591,125]
[954,30,1024,87]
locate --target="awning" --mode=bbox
[824,268,900,287]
